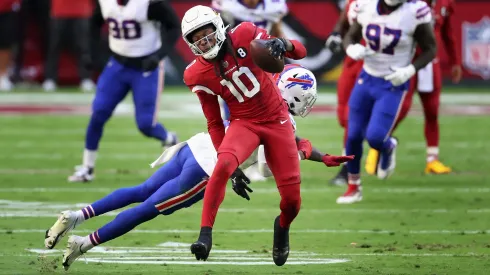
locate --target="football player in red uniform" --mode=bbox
[325,0,364,185]
[364,0,462,175]
[181,6,307,266]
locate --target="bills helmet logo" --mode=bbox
[462,17,490,80]
[284,74,315,90]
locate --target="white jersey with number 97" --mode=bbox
[351,0,432,77]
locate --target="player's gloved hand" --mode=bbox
[297,138,313,160]
[142,54,161,72]
[265,38,287,59]
[325,32,343,53]
[384,65,416,86]
[345,43,375,60]
[231,168,253,200]
[322,154,355,167]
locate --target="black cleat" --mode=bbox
[190,241,211,261]
[272,216,289,266]
[329,164,348,186]
[191,227,212,261]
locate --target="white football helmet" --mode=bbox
[384,0,407,6]
[277,65,318,117]
[181,5,227,60]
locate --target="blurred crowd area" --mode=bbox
[0,0,488,92]
[0,0,100,91]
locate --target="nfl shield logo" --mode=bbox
[462,17,490,80]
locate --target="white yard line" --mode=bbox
[1,187,490,194]
[3,228,490,234]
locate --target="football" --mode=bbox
[249,39,285,73]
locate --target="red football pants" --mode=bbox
[393,61,442,148]
[337,60,363,146]
[201,117,301,229]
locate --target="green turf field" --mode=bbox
[0,89,489,274]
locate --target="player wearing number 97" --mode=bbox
[337,0,437,204]
[181,5,307,266]
[68,0,181,183]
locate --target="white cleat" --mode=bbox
[377,137,398,180]
[162,132,178,149]
[68,165,94,183]
[62,235,87,271]
[336,184,363,204]
[45,210,82,249]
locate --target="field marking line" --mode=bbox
[3,229,490,234]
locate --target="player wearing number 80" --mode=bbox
[68,0,181,182]
[337,0,437,204]
[181,5,307,266]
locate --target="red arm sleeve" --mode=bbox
[285,40,307,60]
[440,0,461,66]
[196,91,226,150]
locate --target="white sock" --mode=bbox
[348,173,361,185]
[427,147,439,163]
[81,235,95,252]
[74,210,86,222]
[342,148,346,156]
[83,149,97,168]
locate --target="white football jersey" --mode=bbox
[351,0,432,77]
[211,0,288,33]
[99,0,161,57]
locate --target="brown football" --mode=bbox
[249,39,285,73]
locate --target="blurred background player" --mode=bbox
[42,0,95,92]
[364,0,462,176]
[181,6,306,265]
[44,65,351,271]
[325,0,363,185]
[0,0,20,91]
[68,0,180,183]
[337,0,437,204]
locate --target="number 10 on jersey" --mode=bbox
[220,67,260,102]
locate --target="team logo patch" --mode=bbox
[237,47,248,58]
[285,74,315,90]
[462,17,490,80]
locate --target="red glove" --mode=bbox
[322,154,355,167]
[297,139,312,159]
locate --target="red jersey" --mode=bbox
[0,0,20,13]
[425,0,461,66]
[184,22,306,150]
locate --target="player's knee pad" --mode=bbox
[366,132,386,151]
[215,152,239,178]
[346,131,364,147]
[276,174,301,187]
[422,103,438,122]
[278,184,301,214]
[90,109,112,127]
[136,121,154,137]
